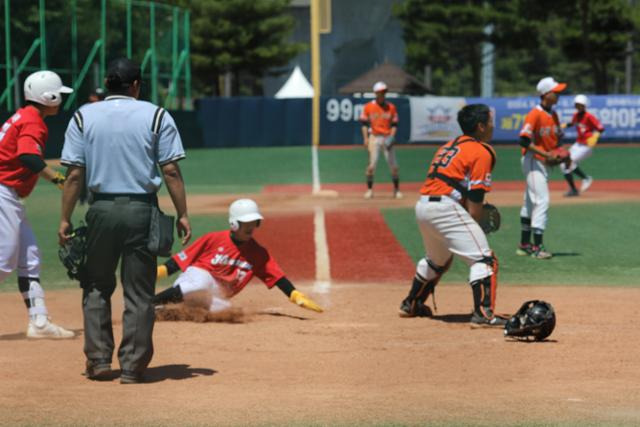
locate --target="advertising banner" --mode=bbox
[409,97,466,142]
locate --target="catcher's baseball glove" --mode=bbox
[546,147,571,167]
[478,203,501,234]
[58,224,88,281]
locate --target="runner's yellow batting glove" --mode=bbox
[586,131,600,147]
[157,265,168,279]
[290,290,323,312]
[51,171,66,190]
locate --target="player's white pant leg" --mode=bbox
[520,152,550,230]
[17,218,41,278]
[0,184,24,282]
[207,276,232,312]
[382,142,398,172]
[367,135,384,171]
[561,142,593,173]
[173,266,215,295]
[416,196,493,282]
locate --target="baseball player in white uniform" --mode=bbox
[0,71,75,338]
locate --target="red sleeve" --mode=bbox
[172,234,210,271]
[589,113,604,132]
[253,249,285,288]
[16,121,47,157]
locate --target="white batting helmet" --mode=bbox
[24,71,73,107]
[573,94,588,106]
[229,199,263,231]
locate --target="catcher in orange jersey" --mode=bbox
[559,94,604,196]
[516,77,567,260]
[359,81,401,199]
[152,199,323,314]
[399,104,506,328]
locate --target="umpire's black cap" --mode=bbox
[105,57,141,91]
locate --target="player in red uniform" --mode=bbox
[0,70,74,338]
[560,94,604,196]
[152,199,323,313]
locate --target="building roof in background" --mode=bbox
[339,62,430,95]
[275,65,314,98]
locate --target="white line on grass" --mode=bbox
[313,206,331,294]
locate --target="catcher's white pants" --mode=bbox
[367,134,398,173]
[0,183,41,283]
[560,142,593,174]
[173,266,232,312]
[415,196,493,283]
[520,152,550,231]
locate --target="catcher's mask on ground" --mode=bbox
[504,300,556,341]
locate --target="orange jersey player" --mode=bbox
[152,199,323,314]
[359,81,401,199]
[399,103,506,328]
[517,76,567,260]
[559,94,604,196]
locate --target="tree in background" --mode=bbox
[174,0,306,96]
[395,0,639,95]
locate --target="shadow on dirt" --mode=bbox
[140,364,217,383]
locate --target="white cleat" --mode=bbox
[394,191,403,199]
[364,189,373,199]
[27,319,75,339]
[580,176,593,193]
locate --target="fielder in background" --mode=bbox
[516,77,567,260]
[0,71,74,339]
[560,94,604,197]
[153,199,323,314]
[399,104,506,328]
[359,81,402,199]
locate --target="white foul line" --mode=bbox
[313,206,331,293]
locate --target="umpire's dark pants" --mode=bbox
[82,195,156,375]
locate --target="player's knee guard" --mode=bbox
[404,257,453,310]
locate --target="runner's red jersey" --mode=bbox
[172,230,286,297]
[0,106,48,197]
[570,111,604,144]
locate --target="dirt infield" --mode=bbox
[1,181,639,425]
[2,284,640,426]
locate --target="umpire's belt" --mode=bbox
[92,192,158,204]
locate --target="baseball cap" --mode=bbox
[573,94,588,106]
[536,77,566,95]
[373,81,388,93]
[105,57,141,90]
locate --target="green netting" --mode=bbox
[0,0,191,111]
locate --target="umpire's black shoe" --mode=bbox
[85,359,112,381]
[120,370,144,384]
[399,299,433,318]
[470,312,508,328]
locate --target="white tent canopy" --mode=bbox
[275,66,314,98]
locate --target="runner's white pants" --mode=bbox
[415,195,493,283]
[173,266,232,312]
[367,135,398,173]
[520,151,550,231]
[560,142,593,174]
[0,183,41,283]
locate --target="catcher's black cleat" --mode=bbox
[470,312,508,328]
[399,299,433,318]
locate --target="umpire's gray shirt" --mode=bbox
[61,95,185,194]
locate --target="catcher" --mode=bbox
[399,103,506,328]
[559,94,604,197]
[152,199,323,315]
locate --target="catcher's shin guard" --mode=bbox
[400,257,452,316]
[152,285,184,306]
[471,276,496,319]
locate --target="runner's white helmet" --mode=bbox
[24,70,73,107]
[573,94,588,106]
[229,199,264,231]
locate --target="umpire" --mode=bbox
[58,57,192,384]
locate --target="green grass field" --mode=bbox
[5,144,638,291]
